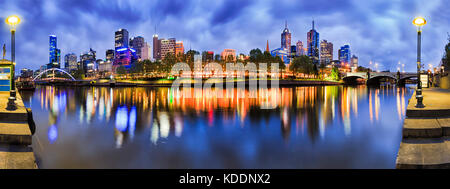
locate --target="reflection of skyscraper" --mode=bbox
[307,20,320,64]
[320,40,333,65]
[281,21,291,53]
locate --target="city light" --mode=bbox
[412,17,426,26]
[5,15,20,27]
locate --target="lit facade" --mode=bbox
[160,38,176,60]
[175,41,184,57]
[296,41,304,56]
[339,44,351,66]
[307,21,320,64]
[115,29,129,50]
[141,42,151,60]
[64,53,77,72]
[320,40,333,65]
[81,48,96,73]
[281,21,291,54]
[48,35,61,69]
[221,49,236,62]
[153,34,160,61]
[130,36,145,60]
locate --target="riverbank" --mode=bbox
[396,88,450,168]
[39,78,343,87]
[0,92,37,169]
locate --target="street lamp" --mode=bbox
[5,15,20,110]
[413,16,426,108]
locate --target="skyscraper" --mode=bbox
[281,21,291,53]
[81,48,96,72]
[296,41,304,56]
[64,53,77,72]
[48,35,61,69]
[141,42,151,60]
[339,44,351,66]
[160,38,176,60]
[175,41,184,57]
[320,40,333,65]
[106,49,115,62]
[351,55,358,71]
[153,34,161,60]
[115,29,129,50]
[130,36,145,60]
[307,20,320,64]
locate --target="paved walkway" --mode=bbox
[0,92,37,169]
[396,88,450,168]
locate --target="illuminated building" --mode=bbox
[351,55,358,72]
[153,34,161,61]
[307,20,320,64]
[115,29,129,50]
[106,49,115,62]
[64,53,77,72]
[141,42,151,60]
[113,29,137,70]
[160,38,176,60]
[202,51,214,62]
[175,41,184,57]
[296,41,304,56]
[130,36,145,60]
[48,35,61,69]
[80,48,96,73]
[281,21,291,54]
[20,68,33,78]
[98,59,112,76]
[339,44,351,66]
[320,40,333,65]
[221,49,236,62]
[271,48,289,64]
[290,45,297,58]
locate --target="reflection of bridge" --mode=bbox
[343,72,417,85]
[33,68,76,82]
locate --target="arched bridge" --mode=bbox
[33,68,76,81]
[343,72,417,85]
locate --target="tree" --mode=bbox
[289,55,313,76]
[330,67,340,81]
[116,66,127,75]
[442,35,450,74]
[249,48,263,63]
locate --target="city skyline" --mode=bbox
[0,0,449,72]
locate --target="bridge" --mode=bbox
[33,68,76,82]
[343,72,417,85]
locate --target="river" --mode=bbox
[20,85,413,168]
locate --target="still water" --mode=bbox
[20,85,413,168]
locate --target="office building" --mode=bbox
[339,44,351,66]
[281,21,291,54]
[320,40,333,65]
[64,53,78,72]
[307,21,320,64]
[175,41,184,57]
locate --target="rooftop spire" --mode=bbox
[285,20,288,28]
[312,19,315,30]
[266,40,270,52]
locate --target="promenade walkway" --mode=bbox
[396,88,450,168]
[0,92,37,169]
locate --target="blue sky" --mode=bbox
[0,0,449,72]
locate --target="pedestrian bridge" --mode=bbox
[343,72,417,85]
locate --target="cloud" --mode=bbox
[0,0,448,72]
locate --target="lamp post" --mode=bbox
[5,15,20,110]
[413,17,426,108]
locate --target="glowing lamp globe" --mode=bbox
[6,15,20,26]
[413,17,426,26]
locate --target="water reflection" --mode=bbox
[23,85,412,146]
[19,85,413,168]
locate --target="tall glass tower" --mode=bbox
[281,21,291,53]
[48,35,60,68]
[307,20,320,64]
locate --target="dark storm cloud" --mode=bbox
[0,0,448,72]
